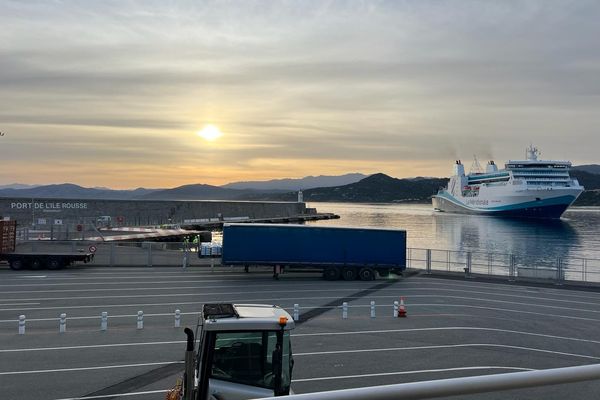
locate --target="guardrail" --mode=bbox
[260,363,600,400]
[406,247,600,285]
[8,240,600,286]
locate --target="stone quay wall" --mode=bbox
[0,197,307,227]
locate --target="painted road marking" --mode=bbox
[56,389,170,400]
[4,296,600,322]
[53,389,169,400]
[0,361,183,376]
[5,326,600,353]
[1,284,599,310]
[47,366,535,400]
[1,352,547,376]
[292,366,536,382]
[295,343,600,361]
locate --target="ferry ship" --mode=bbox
[432,146,584,218]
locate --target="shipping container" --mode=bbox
[222,223,406,280]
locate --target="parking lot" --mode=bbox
[3,265,600,399]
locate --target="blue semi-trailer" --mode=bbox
[221,223,406,280]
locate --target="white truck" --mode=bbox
[170,303,295,400]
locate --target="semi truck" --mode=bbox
[168,303,295,400]
[221,223,406,280]
[0,220,95,270]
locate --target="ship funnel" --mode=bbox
[453,160,465,176]
[486,161,498,173]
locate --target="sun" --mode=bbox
[196,124,223,141]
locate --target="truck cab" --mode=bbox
[178,304,295,400]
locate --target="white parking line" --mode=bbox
[0,282,369,295]
[4,295,600,321]
[53,389,169,400]
[295,343,600,361]
[294,326,600,344]
[292,366,536,382]
[0,278,274,288]
[411,277,600,302]
[4,326,600,353]
[0,288,388,303]
[0,340,185,353]
[47,366,535,400]
[0,361,183,376]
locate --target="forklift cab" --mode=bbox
[193,304,295,400]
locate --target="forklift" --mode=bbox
[169,303,295,400]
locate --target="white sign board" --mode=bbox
[54,219,63,225]
[37,218,47,225]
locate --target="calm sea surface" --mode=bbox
[307,203,600,261]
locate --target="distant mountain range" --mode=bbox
[222,173,367,191]
[573,165,600,175]
[1,166,599,205]
[0,183,157,200]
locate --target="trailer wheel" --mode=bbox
[323,267,341,281]
[9,259,24,271]
[342,267,357,281]
[359,267,375,281]
[30,258,44,270]
[376,268,391,278]
[47,258,63,270]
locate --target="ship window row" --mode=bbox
[506,164,568,169]
[468,178,510,184]
[526,181,572,186]
[515,176,570,181]
[512,171,569,176]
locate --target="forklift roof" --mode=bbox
[202,304,295,331]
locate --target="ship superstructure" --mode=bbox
[432,146,584,218]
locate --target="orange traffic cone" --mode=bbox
[398,297,407,317]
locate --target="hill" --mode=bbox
[257,173,448,203]
[571,170,600,191]
[0,183,157,199]
[138,184,247,200]
[222,173,367,191]
[573,164,600,175]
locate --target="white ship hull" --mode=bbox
[433,147,584,219]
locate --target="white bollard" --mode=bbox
[370,301,376,318]
[394,301,399,318]
[342,302,348,319]
[175,309,181,328]
[18,315,25,335]
[137,311,144,329]
[293,304,299,321]
[59,313,67,333]
[101,312,108,331]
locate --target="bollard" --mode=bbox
[342,302,348,319]
[175,309,181,328]
[59,313,67,333]
[137,311,144,329]
[393,301,399,318]
[18,315,25,335]
[101,312,108,331]
[293,304,299,321]
[370,301,376,318]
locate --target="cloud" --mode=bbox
[1,0,600,187]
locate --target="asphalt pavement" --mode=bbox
[3,265,600,399]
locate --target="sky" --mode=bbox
[1,0,600,189]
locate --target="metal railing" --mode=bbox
[9,240,600,286]
[259,363,600,400]
[407,247,600,285]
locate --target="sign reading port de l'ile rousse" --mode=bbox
[10,202,88,210]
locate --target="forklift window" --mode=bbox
[210,331,291,392]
